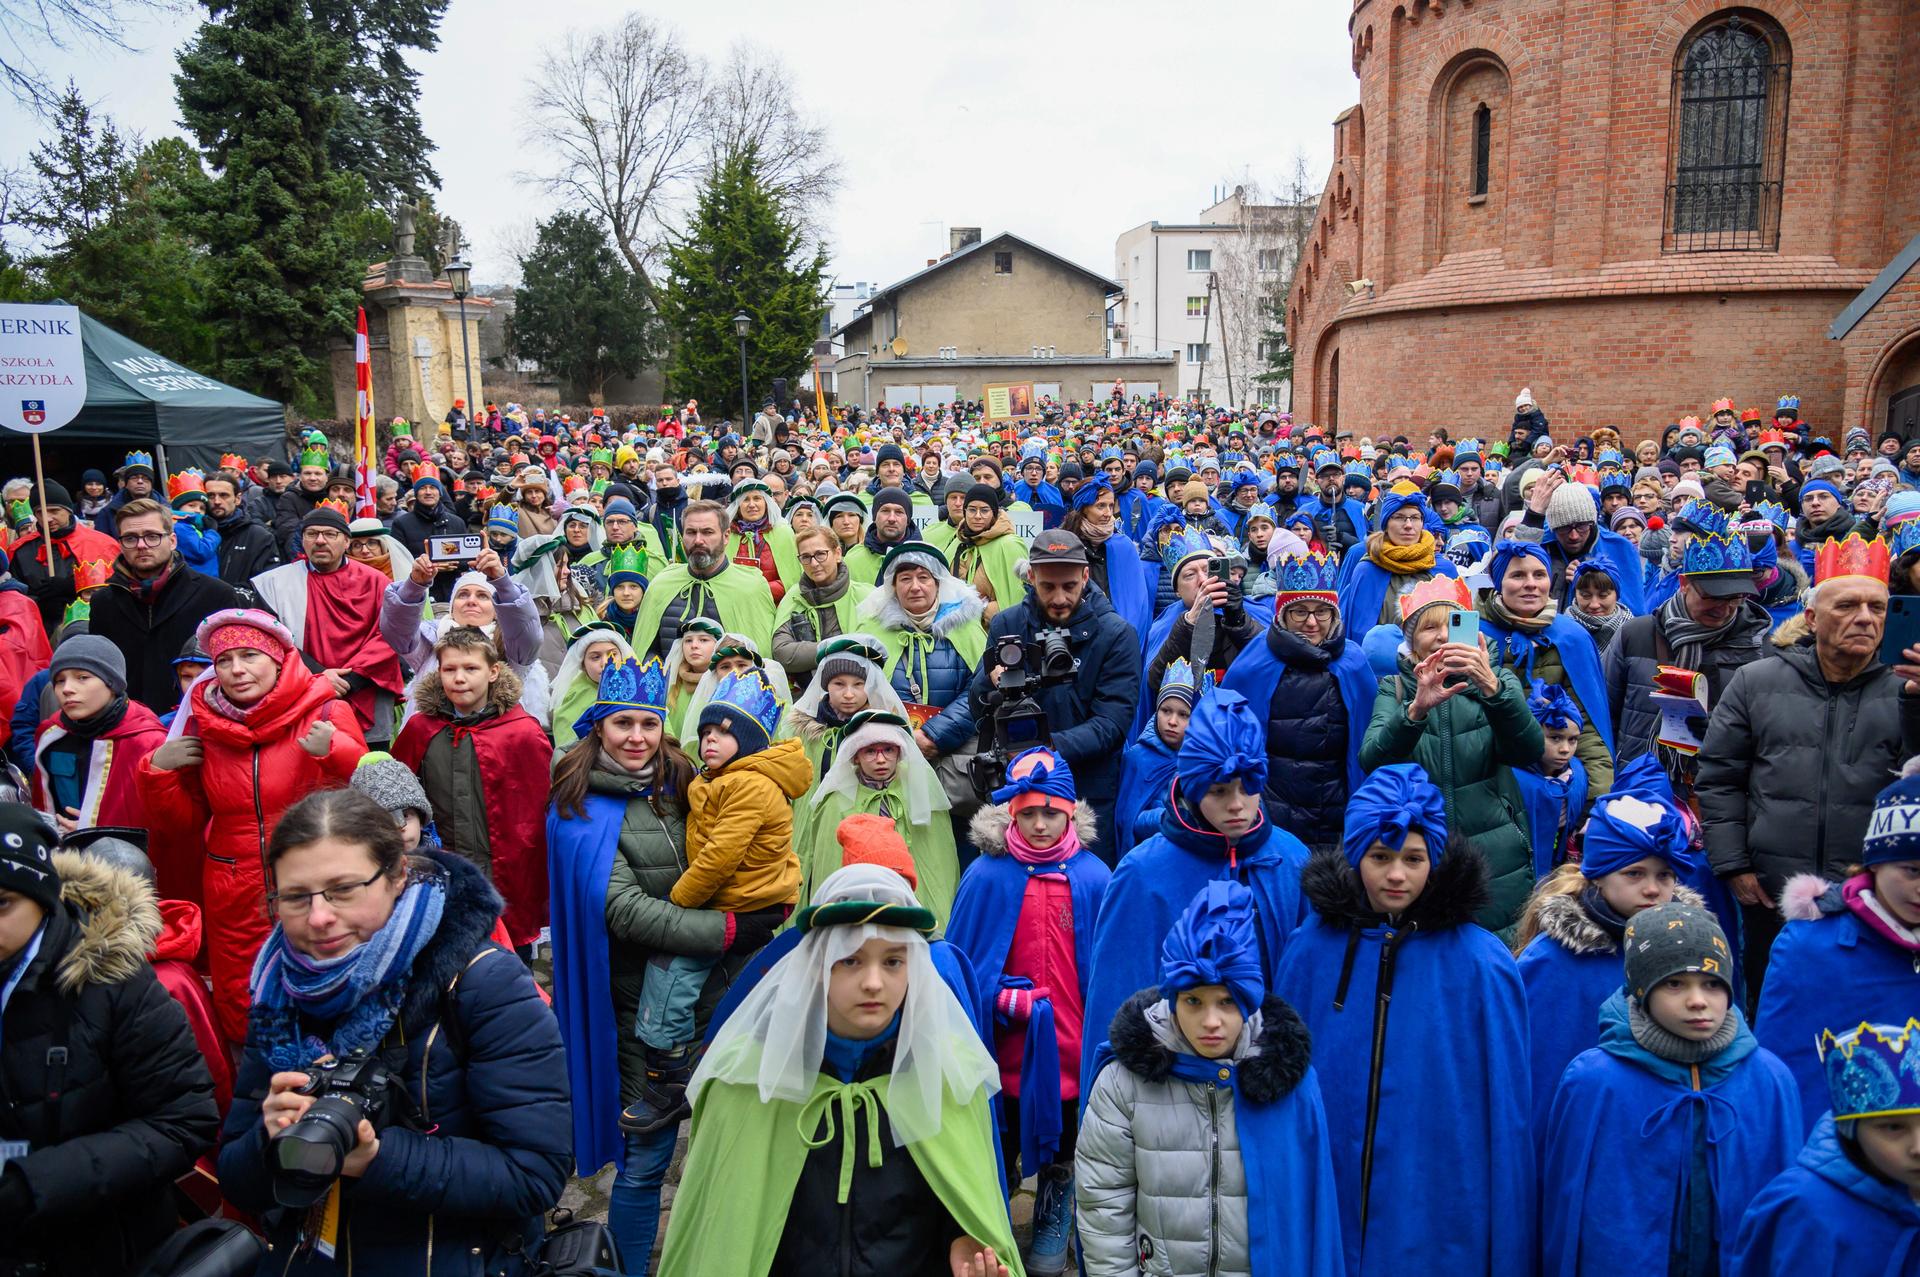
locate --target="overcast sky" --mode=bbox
[3,0,1357,290]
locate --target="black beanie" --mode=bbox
[1623,902,1733,1001]
[965,483,1001,510]
[875,444,906,467]
[0,802,63,916]
[37,480,73,514]
[301,505,351,535]
[873,486,912,516]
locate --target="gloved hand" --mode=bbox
[1223,579,1246,627]
[727,905,786,954]
[995,984,1052,1027]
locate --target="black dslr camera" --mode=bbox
[269,1053,395,1208]
[969,629,1080,799]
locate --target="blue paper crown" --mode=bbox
[1099,446,1123,461]
[1777,395,1800,412]
[1750,500,1789,531]
[1681,531,1754,576]
[123,450,154,472]
[1342,461,1373,481]
[1597,449,1624,468]
[1820,1020,1920,1120]
[1162,527,1216,572]
[1674,499,1729,537]
[1160,656,1202,703]
[487,504,519,534]
[594,653,668,716]
[1893,519,1920,560]
[1242,501,1276,525]
[707,669,782,739]
[1275,551,1340,598]
[1454,439,1483,459]
[1430,468,1461,489]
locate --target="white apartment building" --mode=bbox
[801,280,875,394]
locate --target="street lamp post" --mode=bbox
[446,255,476,423]
[733,311,752,427]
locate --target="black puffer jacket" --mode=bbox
[0,853,220,1277]
[1697,643,1920,893]
[390,498,471,604]
[270,482,329,559]
[1602,598,1772,764]
[1254,624,1351,850]
[212,506,282,597]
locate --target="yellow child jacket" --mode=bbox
[674,736,812,911]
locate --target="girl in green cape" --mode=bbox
[662,617,722,742]
[785,633,912,779]
[659,863,1020,1277]
[950,485,1030,621]
[550,623,634,749]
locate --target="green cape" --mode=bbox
[872,619,987,704]
[728,523,800,591]
[797,779,959,929]
[629,561,777,659]
[773,575,864,642]
[843,544,884,587]
[951,533,1027,615]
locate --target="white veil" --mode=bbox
[812,717,949,826]
[790,633,910,722]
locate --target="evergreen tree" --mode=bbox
[514,211,654,402]
[1253,294,1293,405]
[175,0,367,408]
[311,0,449,202]
[14,83,126,254]
[659,144,825,417]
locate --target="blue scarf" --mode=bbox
[249,869,446,1071]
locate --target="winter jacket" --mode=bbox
[136,659,368,1042]
[1144,605,1259,702]
[0,590,48,733]
[677,737,812,911]
[0,853,220,1277]
[390,500,471,604]
[1603,600,1772,765]
[218,850,572,1276]
[269,482,329,560]
[1251,624,1353,850]
[211,506,282,596]
[1728,1114,1920,1276]
[1076,989,1316,1277]
[171,513,221,577]
[1697,644,1919,894]
[10,520,123,639]
[31,699,166,828]
[1360,657,1544,932]
[867,586,983,753]
[1461,479,1504,532]
[86,556,242,715]
[380,573,543,673]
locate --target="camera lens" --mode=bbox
[269,1095,367,1208]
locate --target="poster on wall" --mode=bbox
[984,382,1036,420]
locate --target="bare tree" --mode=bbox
[0,0,182,110]
[521,13,708,294]
[704,42,839,247]
[1205,154,1319,409]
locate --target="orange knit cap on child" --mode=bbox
[835,812,919,889]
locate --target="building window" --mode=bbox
[1187,249,1211,271]
[994,251,1013,274]
[1257,248,1282,272]
[1186,295,1207,318]
[1665,13,1790,252]
[1257,386,1285,407]
[1471,103,1491,197]
[1186,343,1210,365]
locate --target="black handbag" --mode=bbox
[527,1214,622,1276]
[134,1219,265,1277]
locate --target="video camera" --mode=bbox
[968,629,1080,799]
[268,1053,395,1208]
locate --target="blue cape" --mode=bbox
[1296,495,1369,545]
[1116,487,1152,544]
[1755,906,1920,1138]
[1099,533,1153,647]
[1480,611,1617,756]
[1221,629,1377,791]
[1113,719,1179,858]
[1541,994,1802,1277]
[1580,525,1648,614]
[1512,759,1590,878]
[1081,804,1311,1097]
[1516,923,1623,1141]
[1338,556,1460,632]
[1728,1115,1920,1277]
[1276,910,1536,1277]
[546,794,628,1175]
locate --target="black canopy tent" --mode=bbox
[0,310,287,482]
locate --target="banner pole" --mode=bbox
[31,434,52,561]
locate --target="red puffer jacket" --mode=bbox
[137,661,366,1043]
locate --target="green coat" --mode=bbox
[1359,661,1545,933]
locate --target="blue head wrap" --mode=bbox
[1527,678,1584,731]
[1343,763,1449,867]
[1489,538,1551,590]
[1580,755,1698,877]
[1176,689,1268,800]
[990,746,1077,809]
[1159,880,1265,1016]
[1071,474,1115,509]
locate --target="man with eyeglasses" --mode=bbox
[85,498,241,715]
[770,526,857,685]
[1219,550,1376,856]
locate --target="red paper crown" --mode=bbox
[166,469,206,503]
[218,453,248,472]
[74,558,112,592]
[1710,397,1735,414]
[1399,575,1475,622]
[1814,532,1891,585]
[319,498,353,520]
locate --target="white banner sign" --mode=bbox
[0,304,87,434]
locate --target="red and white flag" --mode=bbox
[353,308,376,518]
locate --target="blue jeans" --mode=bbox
[609,1125,678,1274]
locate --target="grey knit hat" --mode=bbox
[1622,902,1733,1001]
[349,753,433,827]
[49,634,126,698]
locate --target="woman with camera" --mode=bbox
[218,787,570,1275]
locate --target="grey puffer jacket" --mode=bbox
[1076,988,1313,1277]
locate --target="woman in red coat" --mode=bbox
[138,608,366,1043]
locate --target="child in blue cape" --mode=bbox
[1276,763,1536,1277]
[947,746,1110,1277]
[1541,904,1801,1277]
[1082,689,1313,1100]
[1514,771,1701,1139]
[1077,880,1344,1277]
[1730,1019,1920,1276]
[1511,679,1591,878]
[1111,657,1199,854]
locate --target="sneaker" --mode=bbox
[1027,1164,1073,1276]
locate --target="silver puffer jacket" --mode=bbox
[1075,988,1313,1277]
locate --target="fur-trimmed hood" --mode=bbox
[968,799,1099,856]
[1781,870,1850,921]
[1299,839,1490,933]
[1105,987,1312,1105]
[866,577,987,639]
[48,850,160,995]
[414,661,525,720]
[1533,883,1705,955]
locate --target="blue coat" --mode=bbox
[1514,890,1636,1142]
[218,851,572,1276]
[1277,849,1535,1277]
[1339,556,1460,631]
[1542,993,1801,1277]
[1754,891,1920,1138]
[1512,760,1590,878]
[1081,799,1311,1097]
[1096,534,1153,648]
[1730,1115,1920,1277]
[1296,495,1369,552]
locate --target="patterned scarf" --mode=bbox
[248,867,446,1071]
[1482,593,1558,673]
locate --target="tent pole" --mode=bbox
[155,442,170,483]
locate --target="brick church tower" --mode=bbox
[1286,1,1920,445]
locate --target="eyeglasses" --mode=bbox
[1287,605,1335,623]
[268,871,388,917]
[118,531,171,547]
[797,549,835,565]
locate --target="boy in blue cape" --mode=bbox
[1077,880,1345,1276]
[1541,903,1801,1277]
[1511,679,1591,878]
[1081,688,1312,1099]
[1112,657,1199,854]
[1277,764,1536,1277]
[1730,1019,1920,1275]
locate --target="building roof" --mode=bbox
[833,232,1122,339]
[1829,231,1920,340]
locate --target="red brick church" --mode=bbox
[1285,0,1920,445]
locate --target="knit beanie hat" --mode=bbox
[873,487,912,516]
[1178,479,1211,505]
[1623,902,1733,1001]
[964,483,1000,510]
[1861,760,1920,868]
[37,480,74,513]
[0,802,63,915]
[49,633,127,698]
[350,752,434,828]
[1545,481,1599,530]
[834,812,919,888]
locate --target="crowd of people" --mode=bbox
[0,385,1916,1277]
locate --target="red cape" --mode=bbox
[304,559,404,732]
[150,899,233,1115]
[0,589,50,726]
[32,699,166,827]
